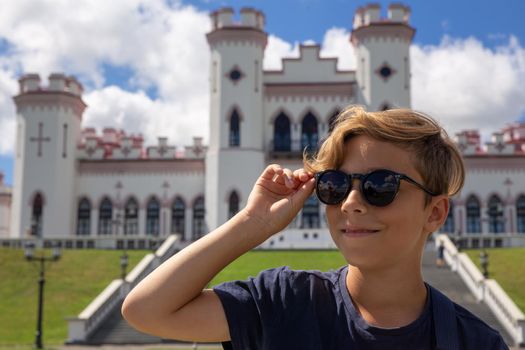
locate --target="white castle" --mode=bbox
[1,4,525,249]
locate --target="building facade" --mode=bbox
[2,4,525,249]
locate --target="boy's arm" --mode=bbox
[121,164,315,342]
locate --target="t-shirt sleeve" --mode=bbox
[213,266,295,350]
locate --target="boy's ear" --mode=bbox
[424,196,449,233]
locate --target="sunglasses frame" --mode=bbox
[315,169,438,206]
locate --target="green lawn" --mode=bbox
[210,250,347,286]
[0,247,148,346]
[465,248,525,313]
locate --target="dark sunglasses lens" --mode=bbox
[317,171,350,204]
[362,171,399,206]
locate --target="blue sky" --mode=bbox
[0,0,524,187]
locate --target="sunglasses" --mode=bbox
[315,169,438,207]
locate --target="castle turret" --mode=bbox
[11,73,86,238]
[205,7,267,230]
[351,3,414,110]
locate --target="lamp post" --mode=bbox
[24,242,61,350]
[480,249,489,278]
[112,212,128,280]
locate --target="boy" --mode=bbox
[122,106,507,349]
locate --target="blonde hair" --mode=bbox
[303,105,465,201]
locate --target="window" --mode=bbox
[440,201,454,233]
[98,197,113,235]
[146,198,160,236]
[274,112,291,151]
[517,195,525,234]
[487,195,505,233]
[31,193,44,237]
[301,195,320,228]
[171,197,185,236]
[466,196,481,233]
[228,191,239,219]
[124,198,139,235]
[193,196,205,240]
[301,112,318,155]
[229,110,240,147]
[77,198,91,236]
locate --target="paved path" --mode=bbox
[422,248,514,347]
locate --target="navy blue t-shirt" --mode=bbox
[214,266,507,350]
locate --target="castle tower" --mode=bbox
[351,4,415,110]
[205,8,267,230]
[11,73,86,238]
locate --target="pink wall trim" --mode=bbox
[78,159,205,174]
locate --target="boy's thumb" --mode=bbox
[293,178,316,204]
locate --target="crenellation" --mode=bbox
[240,8,264,29]
[388,3,410,23]
[49,73,66,91]
[213,7,234,28]
[19,73,41,93]
[363,3,381,25]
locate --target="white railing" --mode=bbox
[437,234,525,347]
[66,235,182,343]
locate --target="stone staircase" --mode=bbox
[422,249,513,346]
[80,249,513,346]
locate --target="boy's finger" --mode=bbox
[292,178,316,204]
[261,164,283,181]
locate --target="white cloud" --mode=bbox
[0,68,18,154]
[0,0,524,159]
[411,35,525,139]
[319,27,355,70]
[83,85,208,147]
[263,35,300,70]
[0,0,211,155]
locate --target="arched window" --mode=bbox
[124,198,139,235]
[328,109,340,133]
[31,193,44,237]
[193,196,205,240]
[274,112,291,151]
[301,195,320,229]
[441,201,454,233]
[466,196,481,233]
[228,191,239,219]
[98,197,113,235]
[488,195,505,233]
[171,197,185,236]
[77,198,91,236]
[229,109,240,147]
[146,197,160,236]
[517,195,525,234]
[301,112,318,154]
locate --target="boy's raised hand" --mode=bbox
[243,164,315,237]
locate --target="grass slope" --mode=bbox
[0,248,148,345]
[465,247,525,313]
[210,250,347,286]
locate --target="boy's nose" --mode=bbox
[340,182,367,214]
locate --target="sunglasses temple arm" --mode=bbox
[401,176,438,196]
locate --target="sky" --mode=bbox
[1,0,524,186]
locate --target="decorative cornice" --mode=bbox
[264,82,355,98]
[206,27,268,48]
[13,91,87,119]
[351,22,415,46]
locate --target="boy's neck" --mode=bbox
[346,263,427,329]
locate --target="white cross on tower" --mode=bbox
[30,122,51,157]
